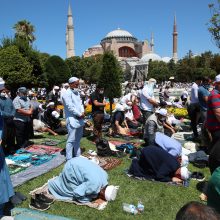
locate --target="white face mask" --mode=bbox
[0,92,7,98]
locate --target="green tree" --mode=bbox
[45,55,71,89]
[208,0,220,48]
[65,56,82,78]
[148,61,170,82]
[0,45,33,90]
[99,52,122,115]
[13,20,36,44]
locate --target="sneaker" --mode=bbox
[190,172,205,182]
[35,193,54,205]
[29,197,50,211]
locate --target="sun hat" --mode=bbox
[156,108,167,116]
[105,185,120,201]
[68,77,79,84]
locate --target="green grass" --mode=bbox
[15,134,210,220]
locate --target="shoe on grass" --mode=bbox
[35,193,54,205]
[29,197,50,211]
[190,172,205,182]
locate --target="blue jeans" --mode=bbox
[66,124,83,160]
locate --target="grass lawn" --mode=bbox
[14,134,210,220]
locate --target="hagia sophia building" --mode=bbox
[66,3,178,81]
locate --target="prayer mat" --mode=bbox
[11,208,73,220]
[83,154,122,171]
[126,172,185,187]
[30,182,108,211]
[25,145,62,155]
[11,151,66,187]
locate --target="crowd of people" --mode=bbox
[1,73,220,218]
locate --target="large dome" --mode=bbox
[105,28,133,38]
[139,53,162,63]
[162,57,171,63]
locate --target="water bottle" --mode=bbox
[123,203,138,215]
[137,201,144,213]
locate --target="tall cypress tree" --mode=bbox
[99,52,122,115]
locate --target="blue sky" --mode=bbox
[0,0,219,59]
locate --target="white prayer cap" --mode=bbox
[68,77,79,84]
[51,111,60,119]
[46,102,55,108]
[63,83,69,87]
[105,185,119,201]
[53,86,59,90]
[181,155,189,167]
[156,108,167,116]
[181,167,190,180]
[0,77,5,90]
[148,78,157,83]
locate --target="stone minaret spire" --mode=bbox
[150,32,154,53]
[66,3,75,58]
[172,14,178,63]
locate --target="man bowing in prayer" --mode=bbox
[62,77,85,160]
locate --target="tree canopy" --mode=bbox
[208,0,220,48]
[13,20,36,44]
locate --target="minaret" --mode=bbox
[150,32,154,53]
[172,14,178,63]
[66,3,75,58]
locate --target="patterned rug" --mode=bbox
[83,154,122,171]
[30,181,108,210]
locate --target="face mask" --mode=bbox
[0,92,7,98]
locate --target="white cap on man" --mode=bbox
[105,185,119,201]
[215,74,220,83]
[68,77,79,84]
[156,108,167,117]
[180,167,190,180]
[0,78,5,90]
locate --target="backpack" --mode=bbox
[96,138,112,157]
[116,143,135,154]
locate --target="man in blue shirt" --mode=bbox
[62,77,85,160]
[13,87,33,149]
[0,87,16,154]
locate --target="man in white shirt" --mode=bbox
[187,77,202,138]
[139,78,159,124]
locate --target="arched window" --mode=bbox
[119,46,137,57]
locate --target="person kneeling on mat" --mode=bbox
[48,157,119,203]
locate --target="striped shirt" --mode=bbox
[206,89,220,131]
